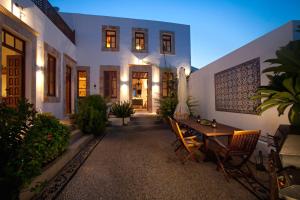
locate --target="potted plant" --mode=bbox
[110,101,134,126]
[252,40,300,127]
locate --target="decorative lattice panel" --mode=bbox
[214,57,260,114]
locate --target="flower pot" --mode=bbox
[288,104,300,127]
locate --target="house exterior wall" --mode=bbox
[61,13,191,112]
[0,0,76,118]
[188,20,300,155]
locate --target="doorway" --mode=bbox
[65,65,72,114]
[1,30,25,107]
[131,72,148,110]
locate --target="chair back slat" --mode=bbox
[229,130,260,154]
[171,119,193,153]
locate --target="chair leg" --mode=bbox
[214,152,229,182]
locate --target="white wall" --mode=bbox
[189,21,300,154]
[61,13,191,111]
[2,0,76,118]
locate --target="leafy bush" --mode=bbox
[76,95,107,134]
[252,40,300,126]
[19,114,70,185]
[157,96,178,119]
[0,99,36,199]
[0,100,70,200]
[110,101,134,125]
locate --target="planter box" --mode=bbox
[109,117,130,126]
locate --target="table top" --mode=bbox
[179,119,240,137]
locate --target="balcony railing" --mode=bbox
[31,0,75,44]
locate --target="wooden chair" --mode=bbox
[208,130,260,181]
[167,116,189,146]
[171,119,202,164]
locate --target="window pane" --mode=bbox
[5,33,14,47]
[15,39,23,52]
[78,71,87,97]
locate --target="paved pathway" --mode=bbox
[57,115,255,200]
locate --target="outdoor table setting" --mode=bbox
[178,117,240,158]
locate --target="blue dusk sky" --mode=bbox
[49,0,300,68]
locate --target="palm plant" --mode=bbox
[110,101,134,125]
[252,40,300,127]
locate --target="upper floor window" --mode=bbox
[160,31,175,55]
[132,28,148,53]
[47,54,56,97]
[102,25,120,51]
[104,71,117,98]
[106,30,116,48]
[135,32,145,50]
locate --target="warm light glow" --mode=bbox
[136,45,141,50]
[36,69,44,112]
[152,66,160,83]
[36,41,44,67]
[120,83,129,101]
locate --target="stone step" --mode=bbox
[20,132,94,200]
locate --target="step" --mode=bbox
[20,132,94,200]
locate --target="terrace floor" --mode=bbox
[57,115,256,200]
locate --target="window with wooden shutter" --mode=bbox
[104,71,117,98]
[162,72,175,97]
[47,54,56,96]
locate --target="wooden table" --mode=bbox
[179,119,240,151]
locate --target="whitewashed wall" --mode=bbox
[61,13,191,111]
[1,0,76,118]
[188,21,300,155]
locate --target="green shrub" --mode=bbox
[157,96,178,119]
[76,95,107,135]
[0,100,70,200]
[19,114,70,185]
[0,99,36,199]
[110,101,134,125]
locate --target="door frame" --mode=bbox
[129,64,152,112]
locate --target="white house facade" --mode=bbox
[0,0,191,119]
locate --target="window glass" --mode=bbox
[5,33,14,47]
[15,39,23,52]
[106,30,116,48]
[78,70,87,97]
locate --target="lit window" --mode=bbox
[135,32,145,50]
[78,70,87,97]
[105,30,116,48]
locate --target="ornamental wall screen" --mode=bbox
[214,57,260,114]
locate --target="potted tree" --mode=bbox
[110,101,134,126]
[252,40,300,128]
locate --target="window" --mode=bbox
[160,31,175,54]
[135,32,145,50]
[47,54,56,96]
[77,70,87,97]
[102,26,119,51]
[162,72,175,97]
[104,71,117,98]
[105,30,116,48]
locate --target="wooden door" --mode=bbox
[5,55,22,107]
[65,66,72,114]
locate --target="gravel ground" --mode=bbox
[56,116,255,200]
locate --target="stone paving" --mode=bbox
[56,115,255,200]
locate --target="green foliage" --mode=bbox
[0,100,70,200]
[110,101,134,125]
[252,40,300,126]
[0,99,36,200]
[157,96,178,118]
[19,114,70,186]
[76,95,107,135]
